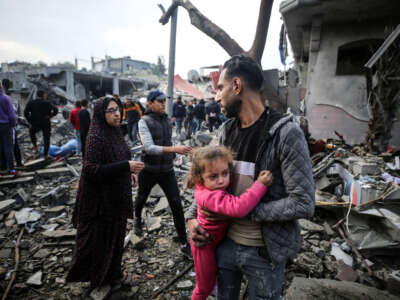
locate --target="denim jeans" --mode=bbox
[194,118,203,134]
[127,122,138,143]
[216,238,286,300]
[175,117,184,135]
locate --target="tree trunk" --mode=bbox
[159,0,274,64]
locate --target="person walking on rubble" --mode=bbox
[0,80,17,176]
[69,101,82,156]
[78,99,90,158]
[135,89,192,257]
[125,98,142,145]
[67,96,144,289]
[205,97,221,133]
[193,98,206,133]
[24,90,58,158]
[187,55,315,299]
[172,95,186,136]
[187,145,273,300]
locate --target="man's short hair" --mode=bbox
[222,54,264,91]
[81,99,88,107]
[75,100,81,108]
[37,90,45,98]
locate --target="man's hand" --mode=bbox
[187,219,212,248]
[200,207,232,222]
[174,145,192,155]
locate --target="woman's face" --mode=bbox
[105,100,121,127]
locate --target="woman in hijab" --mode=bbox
[67,96,144,289]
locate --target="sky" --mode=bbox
[0,0,289,78]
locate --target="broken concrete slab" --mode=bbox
[15,188,30,205]
[176,280,193,289]
[147,216,162,232]
[90,284,111,300]
[130,233,145,249]
[0,176,34,187]
[33,248,51,259]
[42,229,76,239]
[40,186,69,206]
[285,277,400,300]
[15,208,41,224]
[299,219,324,232]
[0,199,16,213]
[153,197,169,215]
[150,184,165,198]
[26,271,43,286]
[36,167,72,177]
[44,206,66,218]
[331,242,353,266]
[24,158,51,171]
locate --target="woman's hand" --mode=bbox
[129,161,144,174]
[131,174,138,187]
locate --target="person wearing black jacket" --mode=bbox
[78,99,91,158]
[193,98,206,134]
[24,90,58,158]
[205,97,221,132]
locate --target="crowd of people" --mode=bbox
[1,54,315,299]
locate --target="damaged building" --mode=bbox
[280,0,400,147]
[0,56,159,111]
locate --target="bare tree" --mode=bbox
[158,0,274,64]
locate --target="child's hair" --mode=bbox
[186,145,234,189]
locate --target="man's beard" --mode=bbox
[225,97,242,118]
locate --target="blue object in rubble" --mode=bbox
[40,139,77,157]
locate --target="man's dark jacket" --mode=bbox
[193,99,206,120]
[172,101,186,119]
[24,98,58,127]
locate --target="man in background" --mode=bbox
[78,99,91,158]
[69,101,81,156]
[172,96,186,136]
[24,90,58,158]
[0,81,17,176]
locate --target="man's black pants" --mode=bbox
[80,130,88,159]
[0,123,14,170]
[29,124,51,156]
[135,169,187,244]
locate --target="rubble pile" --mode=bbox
[283,144,400,299]
[2,117,400,299]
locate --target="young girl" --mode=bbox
[187,145,273,300]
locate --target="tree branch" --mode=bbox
[248,0,274,63]
[159,0,244,57]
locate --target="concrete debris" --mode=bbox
[42,229,76,239]
[176,280,193,289]
[2,105,400,299]
[26,271,43,286]
[0,199,16,213]
[15,208,41,224]
[286,277,400,300]
[90,284,111,300]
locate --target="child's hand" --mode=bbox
[257,170,273,186]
